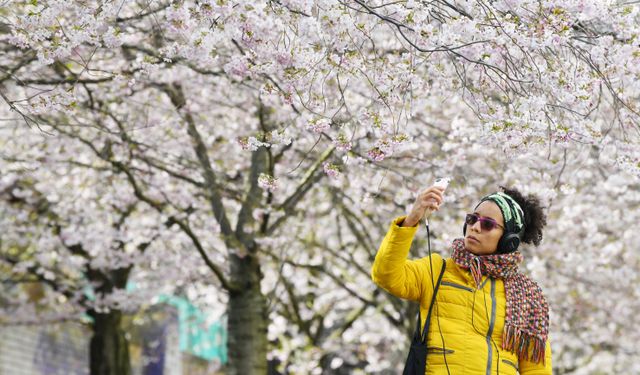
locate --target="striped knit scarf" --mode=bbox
[450,238,549,364]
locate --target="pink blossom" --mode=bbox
[258,173,278,191]
[276,52,293,67]
[367,147,386,162]
[224,56,251,81]
[332,133,353,152]
[322,162,341,178]
[307,118,331,134]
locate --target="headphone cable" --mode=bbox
[426,222,451,375]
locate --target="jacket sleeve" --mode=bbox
[519,338,552,375]
[371,216,442,302]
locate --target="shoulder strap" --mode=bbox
[418,257,447,343]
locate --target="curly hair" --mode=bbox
[499,185,547,247]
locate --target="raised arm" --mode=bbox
[371,216,444,301]
[371,185,446,300]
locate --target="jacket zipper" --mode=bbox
[502,359,519,373]
[441,278,490,292]
[485,278,497,375]
[441,281,474,292]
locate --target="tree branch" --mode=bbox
[266,146,335,235]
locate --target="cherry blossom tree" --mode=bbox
[1,0,640,374]
[0,123,216,374]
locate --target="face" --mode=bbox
[464,200,504,255]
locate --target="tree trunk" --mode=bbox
[89,310,132,375]
[227,252,269,375]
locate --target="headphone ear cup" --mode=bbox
[510,236,520,252]
[498,234,520,254]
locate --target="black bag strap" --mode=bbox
[413,257,447,343]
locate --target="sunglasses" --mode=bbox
[465,213,505,232]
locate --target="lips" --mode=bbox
[467,236,480,243]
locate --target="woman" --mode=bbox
[371,184,552,374]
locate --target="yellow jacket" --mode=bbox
[371,216,552,375]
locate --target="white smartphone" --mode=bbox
[423,177,451,225]
[434,177,451,190]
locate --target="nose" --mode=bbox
[470,219,482,233]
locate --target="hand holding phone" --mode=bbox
[402,177,451,227]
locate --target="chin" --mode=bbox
[465,241,486,255]
[464,239,478,252]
